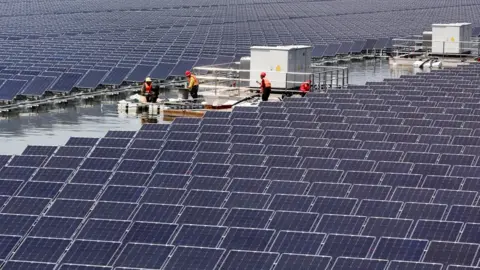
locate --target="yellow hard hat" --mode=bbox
[145,77,152,82]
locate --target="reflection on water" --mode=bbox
[0,59,418,154]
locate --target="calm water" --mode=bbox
[0,59,417,155]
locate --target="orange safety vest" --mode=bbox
[261,78,271,92]
[188,75,199,89]
[144,83,152,93]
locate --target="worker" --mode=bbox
[299,80,311,97]
[256,72,271,101]
[185,70,199,101]
[140,77,159,103]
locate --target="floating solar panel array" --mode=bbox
[0,0,479,100]
[4,64,480,269]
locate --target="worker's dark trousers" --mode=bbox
[262,87,271,101]
[300,92,307,97]
[146,94,157,103]
[190,85,199,101]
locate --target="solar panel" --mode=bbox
[183,189,229,207]
[0,214,36,235]
[331,257,389,270]
[387,261,443,270]
[77,218,130,241]
[224,192,270,209]
[29,216,82,238]
[12,237,70,263]
[76,69,108,88]
[447,205,480,223]
[372,237,428,261]
[142,187,186,204]
[55,146,91,157]
[22,145,57,156]
[44,156,83,169]
[61,240,121,265]
[89,147,124,159]
[348,184,391,200]
[33,168,73,182]
[0,79,27,100]
[88,201,137,220]
[2,196,50,215]
[58,264,112,269]
[274,254,331,270]
[362,217,413,238]
[163,246,225,270]
[268,194,315,212]
[109,172,150,187]
[0,166,36,180]
[315,214,366,234]
[220,250,278,270]
[356,199,402,218]
[18,181,63,198]
[266,180,308,195]
[177,206,227,225]
[319,234,375,259]
[171,224,227,247]
[223,208,274,228]
[423,241,479,266]
[50,72,83,92]
[391,187,435,203]
[220,227,275,251]
[3,261,56,270]
[46,199,94,218]
[70,170,111,185]
[114,243,173,269]
[228,165,267,179]
[116,159,155,173]
[268,210,318,231]
[20,76,56,96]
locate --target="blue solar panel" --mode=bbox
[46,199,94,218]
[372,237,428,261]
[114,243,173,269]
[77,219,130,241]
[50,72,83,92]
[12,237,70,263]
[29,216,82,238]
[76,70,108,88]
[223,208,273,228]
[331,257,388,270]
[220,227,275,251]
[58,264,112,270]
[20,76,56,96]
[319,234,375,259]
[2,261,56,270]
[423,241,479,266]
[61,240,121,265]
[101,67,131,85]
[163,246,225,270]
[172,224,227,247]
[220,250,278,270]
[316,214,366,234]
[123,221,177,244]
[0,79,28,100]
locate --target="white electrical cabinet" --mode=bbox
[249,45,312,89]
[432,23,472,54]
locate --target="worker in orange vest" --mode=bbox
[299,79,311,97]
[140,77,159,103]
[256,72,271,101]
[185,70,199,101]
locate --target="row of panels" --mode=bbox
[1,235,479,269]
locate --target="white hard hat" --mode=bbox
[145,77,152,82]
